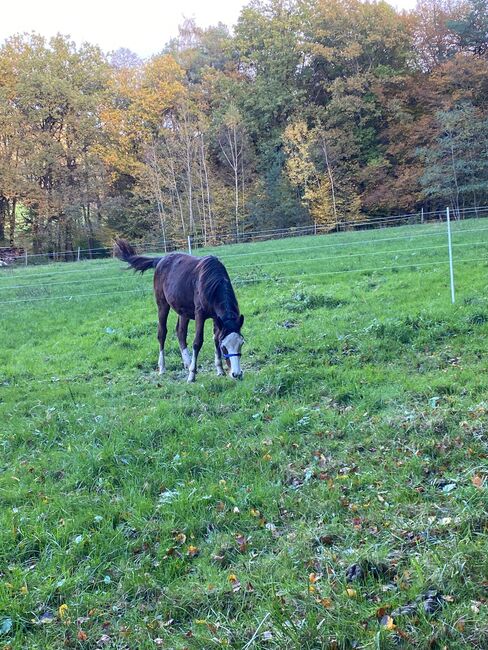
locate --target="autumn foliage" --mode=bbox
[0,0,487,253]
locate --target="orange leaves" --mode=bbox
[379,614,396,630]
[471,474,484,488]
[187,545,199,558]
[173,532,187,545]
[137,55,185,124]
[317,597,332,608]
[77,630,88,641]
[228,574,241,592]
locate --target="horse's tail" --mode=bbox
[114,239,162,274]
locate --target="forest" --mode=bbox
[0,0,487,255]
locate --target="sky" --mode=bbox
[3,0,419,58]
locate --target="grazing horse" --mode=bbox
[114,239,244,382]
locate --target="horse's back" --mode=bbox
[154,253,201,317]
[153,252,232,319]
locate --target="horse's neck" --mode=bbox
[216,304,239,321]
[215,284,239,320]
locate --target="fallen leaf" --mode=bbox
[318,597,332,608]
[346,588,357,598]
[472,475,484,488]
[376,607,390,619]
[345,564,364,582]
[174,532,186,545]
[187,545,199,558]
[39,611,54,624]
[380,615,396,630]
[58,604,69,619]
[235,534,248,553]
[77,630,88,641]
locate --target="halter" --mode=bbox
[221,350,242,359]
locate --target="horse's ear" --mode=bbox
[238,314,244,328]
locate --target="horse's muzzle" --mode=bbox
[231,371,243,380]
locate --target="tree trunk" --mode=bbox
[320,136,338,227]
[200,135,214,240]
[8,198,17,246]
[0,197,6,243]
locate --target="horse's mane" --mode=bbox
[198,256,237,308]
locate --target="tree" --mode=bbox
[420,101,488,215]
[411,0,465,71]
[448,0,488,56]
[216,104,247,238]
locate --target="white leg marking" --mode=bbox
[181,347,191,369]
[158,350,165,375]
[187,351,197,383]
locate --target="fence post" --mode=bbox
[314,221,317,236]
[446,206,455,304]
[421,207,424,224]
[25,250,28,266]
[77,247,81,262]
[187,235,192,255]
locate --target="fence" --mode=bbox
[2,204,488,269]
[0,207,487,309]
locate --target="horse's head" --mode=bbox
[217,315,245,379]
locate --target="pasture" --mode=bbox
[1,221,488,649]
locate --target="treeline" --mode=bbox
[0,0,487,254]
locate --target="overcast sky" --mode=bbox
[3,0,419,58]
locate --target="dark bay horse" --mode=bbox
[114,240,244,382]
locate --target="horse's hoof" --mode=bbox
[158,368,166,375]
[187,373,196,383]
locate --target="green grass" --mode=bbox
[1,220,487,649]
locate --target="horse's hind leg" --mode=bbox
[176,316,191,369]
[157,301,170,375]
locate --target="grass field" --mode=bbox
[1,220,488,649]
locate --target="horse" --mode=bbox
[114,239,244,382]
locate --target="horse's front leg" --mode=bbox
[188,312,205,383]
[213,321,225,376]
